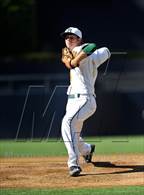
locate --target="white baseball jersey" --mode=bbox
[67,44,111,95]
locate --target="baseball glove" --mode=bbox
[62,47,74,59]
[61,47,75,69]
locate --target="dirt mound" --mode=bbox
[0,154,144,188]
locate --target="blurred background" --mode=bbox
[0,0,144,139]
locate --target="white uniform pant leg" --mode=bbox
[61,97,87,168]
[61,115,80,168]
[75,96,97,156]
[75,120,91,156]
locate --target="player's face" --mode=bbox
[65,34,81,50]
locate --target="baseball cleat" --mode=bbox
[69,166,82,177]
[83,144,95,163]
[78,166,82,172]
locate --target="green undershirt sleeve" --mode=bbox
[82,43,96,55]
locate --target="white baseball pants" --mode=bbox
[61,94,96,168]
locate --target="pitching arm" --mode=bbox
[71,43,97,68]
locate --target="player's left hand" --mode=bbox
[61,47,74,69]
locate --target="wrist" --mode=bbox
[70,59,79,68]
[70,59,76,68]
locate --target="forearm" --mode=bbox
[71,51,87,67]
[71,43,97,67]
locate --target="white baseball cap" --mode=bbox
[60,27,82,39]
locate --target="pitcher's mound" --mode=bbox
[0,154,144,188]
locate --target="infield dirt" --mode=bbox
[0,154,144,188]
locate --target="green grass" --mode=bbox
[0,139,67,157]
[1,186,144,195]
[0,135,143,157]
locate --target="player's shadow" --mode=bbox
[92,161,144,174]
[79,161,144,177]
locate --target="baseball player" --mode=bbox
[60,27,111,177]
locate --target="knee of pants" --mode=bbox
[62,115,77,131]
[61,115,71,130]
